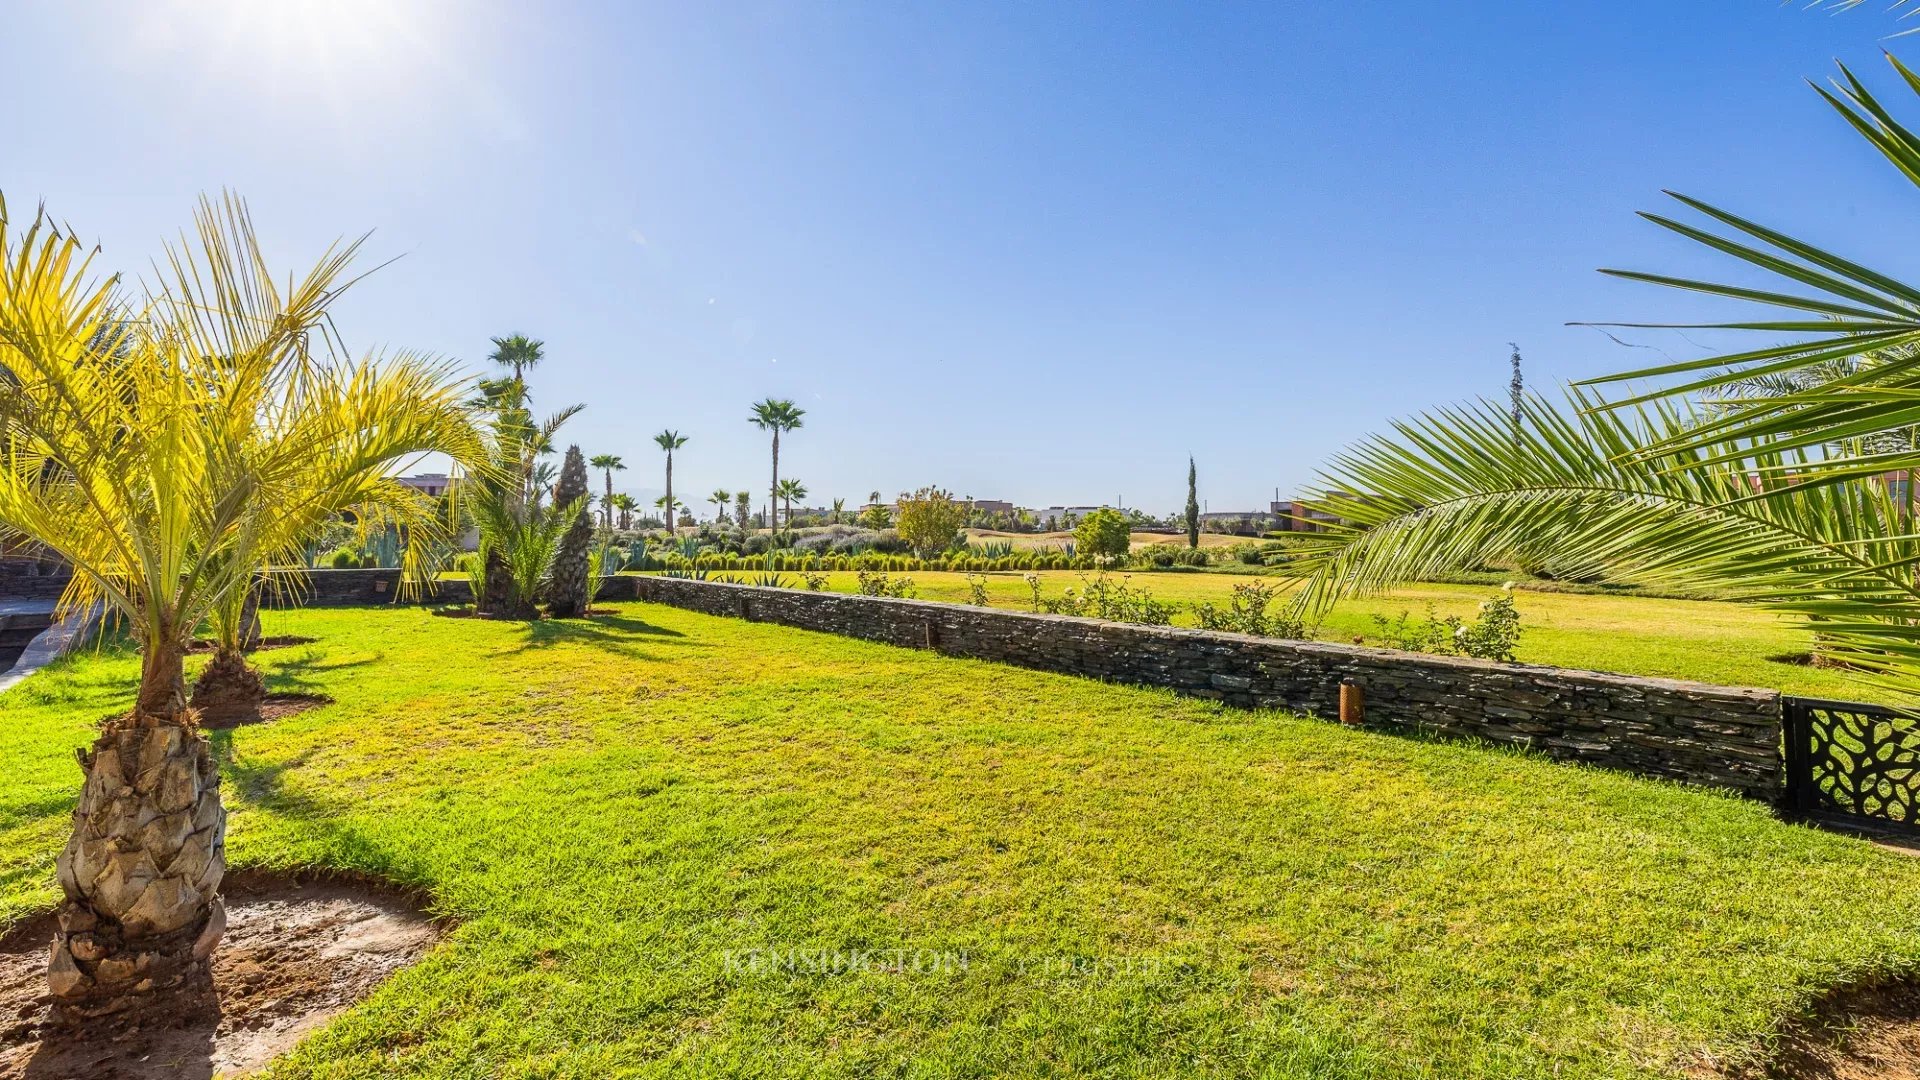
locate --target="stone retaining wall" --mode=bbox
[631,576,1785,798]
[0,556,72,603]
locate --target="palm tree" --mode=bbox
[609,492,637,530]
[546,445,596,618]
[589,454,625,529]
[653,430,689,533]
[735,491,753,531]
[709,489,732,526]
[527,460,559,511]
[0,193,484,1014]
[831,497,846,524]
[654,494,684,523]
[1276,53,1920,701]
[749,399,805,542]
[869,489,882,506]
[464,381,584,618]
[488,333,545,386]
[778,478,808,534]
[1284,386,1920,696]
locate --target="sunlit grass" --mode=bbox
[756,570,1869,701]
[2,602,1915,1077]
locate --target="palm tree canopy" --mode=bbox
[487,333,545,377]
[748,399,805,432]
[1282,387,1920,696]
[653,430,689,452]
[1580,54,1920,478]
[590,453,625,471]
[0,193,488,650]
[778,478,808,500]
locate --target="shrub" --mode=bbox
[1370,606,1454,654]
[1041,573,1175,626]
[1074,508,1131,565]
[1368,588,1523,662]
[1023,571,1043,612]
[1193,581,1305,638]
[327,546,362,569]
[856,569,917,599]
[801,569,828,591]
[895,486,966,558]
[1455,588,1523,661]
[965,573,991,606]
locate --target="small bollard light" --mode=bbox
[1339,678,1365,726]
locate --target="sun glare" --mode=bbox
[127,0,452,115]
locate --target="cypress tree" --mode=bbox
[1185,457,1200,549]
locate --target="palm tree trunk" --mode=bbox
[51,635,226,1017]
[479,545,514,616]
[665,452,675,534]
[190,647,265,722]
[603,470,613,529]
[770,432,781,543]
[236,588,262,652]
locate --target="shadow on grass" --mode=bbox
[489,612,691,661]
[210,732,425,885]
[259,653,377,697]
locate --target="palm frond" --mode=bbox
[0,193,485,651]
[1283,388,1920,697]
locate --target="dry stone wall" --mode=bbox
[630,576,1784,798]
[253,570,1786,798]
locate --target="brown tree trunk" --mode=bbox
[236,588,262,652]
[478,546,513,616]
[664,453,675,534]
[50,635,226,1018]
[770,432,780,542]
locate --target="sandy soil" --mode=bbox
[1705,979,1920,1079]
[197,694,332,731]
[0,873,441,1079]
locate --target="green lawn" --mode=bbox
[755,570,1879,701]
[3,603,1918,1078]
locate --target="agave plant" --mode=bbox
[0,193,483,1015]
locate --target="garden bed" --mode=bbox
[0,871,440,1079]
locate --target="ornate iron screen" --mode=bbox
[1783,696,1920,835]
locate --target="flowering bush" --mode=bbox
[1370,588,1522,662]
[1192,581,1306,638]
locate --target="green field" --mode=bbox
[2,603,1917,1078]
[733,570,1875,701]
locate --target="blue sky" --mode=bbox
[11,1,1920,514]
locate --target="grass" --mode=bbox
[2,603,1919,1077]
[743,570,1878,701]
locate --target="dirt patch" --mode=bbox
[196,694,333,731]
[0,871,441,1079]
[185,637,317,655]
[1715,978,1920,1079]
[1766,651,1873,673]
